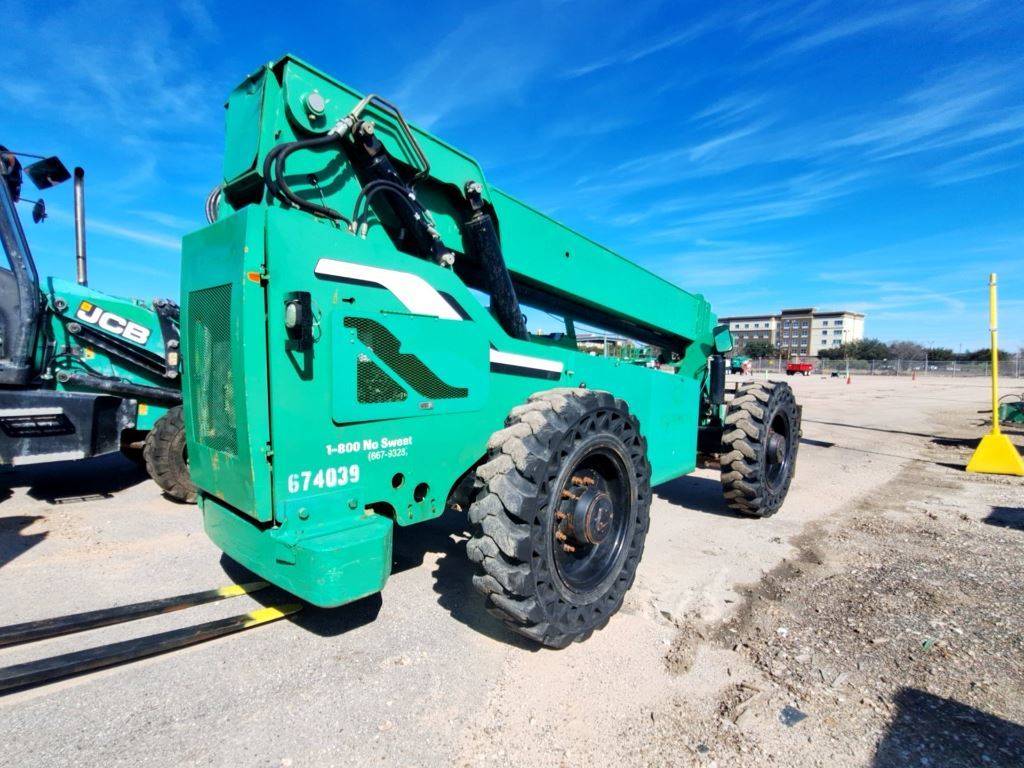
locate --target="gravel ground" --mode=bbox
[0,375,1021,767]
[652,420,1024,767]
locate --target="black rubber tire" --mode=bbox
[466,388,651,648]
[720,381,800,517]
[143,406,197,504]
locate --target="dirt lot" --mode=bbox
[1,375,1021,767]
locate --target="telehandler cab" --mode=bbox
[0,148,193,502]
[182,56,800,647]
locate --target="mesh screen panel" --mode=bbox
[344,317,467,400]
[187,284,238,456]
[356,356,408,403]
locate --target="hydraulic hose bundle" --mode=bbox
[257,94,526,339]
[261,122,444,264]
[261,93,433,231]
[262,133,351,224]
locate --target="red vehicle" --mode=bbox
[786,361,814,376]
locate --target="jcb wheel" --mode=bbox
[144,406,196,504]
[720,381,800,517]
[467,389,651,648]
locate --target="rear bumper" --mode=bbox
[0,389,134,465]
[202,494,393,608]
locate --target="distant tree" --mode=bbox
[963,347,1012,361]
[845,338,890,360]
[924,347,954,361]
[888,340,925,359]
[742,339,778,358]
[819,338,889,360]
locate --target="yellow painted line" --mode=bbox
[216,581,269,598]
[0,602,303,693]
[242,604,302,627]
[0,581,273,650]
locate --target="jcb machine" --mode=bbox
[0,148,193,501]
[183,56,800,647]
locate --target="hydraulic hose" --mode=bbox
[265,135,351,224]
[261,143,288,201]
[353,181,431,234]
[353,179,413,220]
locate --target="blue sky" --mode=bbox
[2,0,1021,351]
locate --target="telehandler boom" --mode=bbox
[182,56,800,647]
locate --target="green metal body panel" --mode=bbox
[999,400,1024,424]
[204,494,392,608]
[180,209,272,519]
[182,55,729,608]
[41,277,178,429]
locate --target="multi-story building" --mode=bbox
[720,308,865,357]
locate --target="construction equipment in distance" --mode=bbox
[0,148,194,501]
[729,355,752,374]
[966,273,1024,476]
[999,396,1024,425]
[181,56,801,648]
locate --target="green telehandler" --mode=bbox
[181,56,800,647]
[0,148,194,502]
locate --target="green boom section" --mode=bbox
[181,55,727,609]
[216,56,714,348]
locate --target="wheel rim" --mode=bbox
[551,444,632,594]
[765,409,793,489]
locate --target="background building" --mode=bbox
[720,308,865,357]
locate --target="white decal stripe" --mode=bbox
[0,407,64,417]
[489,350,564,374]
[12,450,85,466]
[313,258,461,320]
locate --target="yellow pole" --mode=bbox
[989,273,1000,435]
[966,271,1024,475]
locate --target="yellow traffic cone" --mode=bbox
[966,274,1024,476]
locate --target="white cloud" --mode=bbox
[47,206,180,252]
[388,8,558,129]
[128,210,201,232]
[83,219,181,252]
[561,17,721,79]
[774,4,926,56]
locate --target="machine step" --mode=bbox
[0,581,268,649]
[0,603,300,694]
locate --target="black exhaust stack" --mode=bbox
[73,167,87,286]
